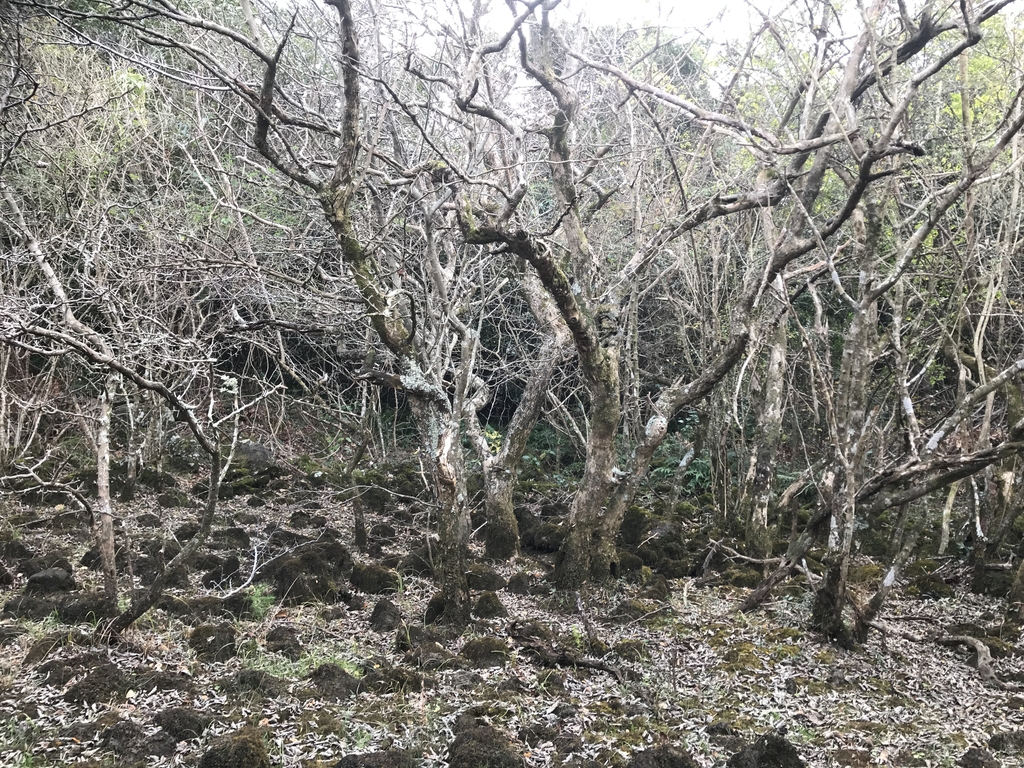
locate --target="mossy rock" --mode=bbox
[154,708,211,741]
[849,564,885,583]
[351,563,400,594]
[620,506,652,548]
[448,721,523,768]
[720,642,762,673]
[723,566,763,589]
[626,745,700,768]
[467,563,506,591]
[461,636,510,667]
[726,733,806,768]
[907,574,953,599]
[189,623,237,661]
[197,727,271,768]
[614,640,650,661]
[473,590,507,619]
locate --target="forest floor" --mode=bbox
[0,465,1022,768]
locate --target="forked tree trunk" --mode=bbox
[475,276,571,560]
[408,391,470,626]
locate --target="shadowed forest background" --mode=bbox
[3,1,1024,766]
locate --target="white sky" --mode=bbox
[551,0,771,40]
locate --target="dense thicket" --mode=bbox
[2,0,1024,642]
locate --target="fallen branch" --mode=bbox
[869,620,1024,691]
[513,635,626,683]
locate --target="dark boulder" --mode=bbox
[467,563,506,591]
[154,707,211,741]
[308,663,360,700]
[266,624,302,659]
[626,745,701,768]
[369,598,403,632]
[727,733,807,768]
[25,566,75,594]
[189,623,238,661]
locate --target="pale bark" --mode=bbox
[739,308,788,558]
[94,373,118,607]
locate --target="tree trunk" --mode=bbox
[476,276,571,559]
[811,203,881,647]
[407,388,470,626]
[555,358,621,588]
[480,466,519,560]
[94,373,118,608]
[740,312,787,558]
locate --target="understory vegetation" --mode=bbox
[3,0,1024,765]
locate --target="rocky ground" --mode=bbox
[0,459,1023,768]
